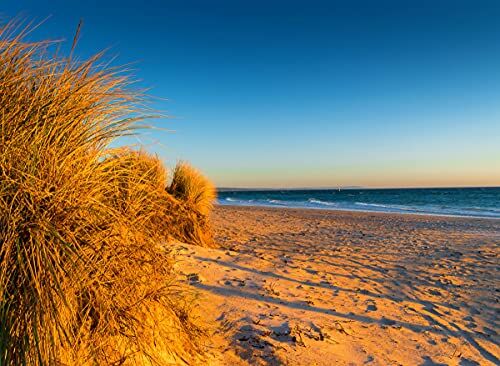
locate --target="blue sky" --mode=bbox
[4,0,500,188]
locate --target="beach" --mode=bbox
[176,205,499,365]
[2,5,499,364]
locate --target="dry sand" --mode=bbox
[174,206,499,365]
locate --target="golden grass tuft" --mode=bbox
[105,151,217,248]
[168,162,217,217]
[167,162,217,247]
[0,20,209,365]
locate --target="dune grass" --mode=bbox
[167,163,217,247]
[0,20,214,365]
[169,163,217,217]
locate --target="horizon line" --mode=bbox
[217,185,500,191]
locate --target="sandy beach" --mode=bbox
[175,205,499,365]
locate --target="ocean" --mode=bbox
[217,187,500,219]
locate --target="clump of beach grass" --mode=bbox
[167,162,217,247]
[0,20,212,365]
[105,151,217,247]
[169,162,217,217]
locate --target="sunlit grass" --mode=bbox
[168,162,217,247]
[0,20,213,365]
[169,162,216,217]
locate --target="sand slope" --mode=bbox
[175,206,499,365]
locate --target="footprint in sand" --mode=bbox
[364,355,375,364]
[186,273,202,284]
[365,300,377,312]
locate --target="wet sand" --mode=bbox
[175,205,499,365]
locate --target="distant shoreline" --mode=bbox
[216,203,500,221]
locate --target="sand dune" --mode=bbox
[176,206,499,365]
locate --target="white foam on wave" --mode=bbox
[308,198,337,206]
[355,202,386,207]
[354,202,418,212]
[267,199,286,204]
[221,197,255,204]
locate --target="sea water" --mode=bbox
[217,187,500,219]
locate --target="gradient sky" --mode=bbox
[4,0,500,188]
